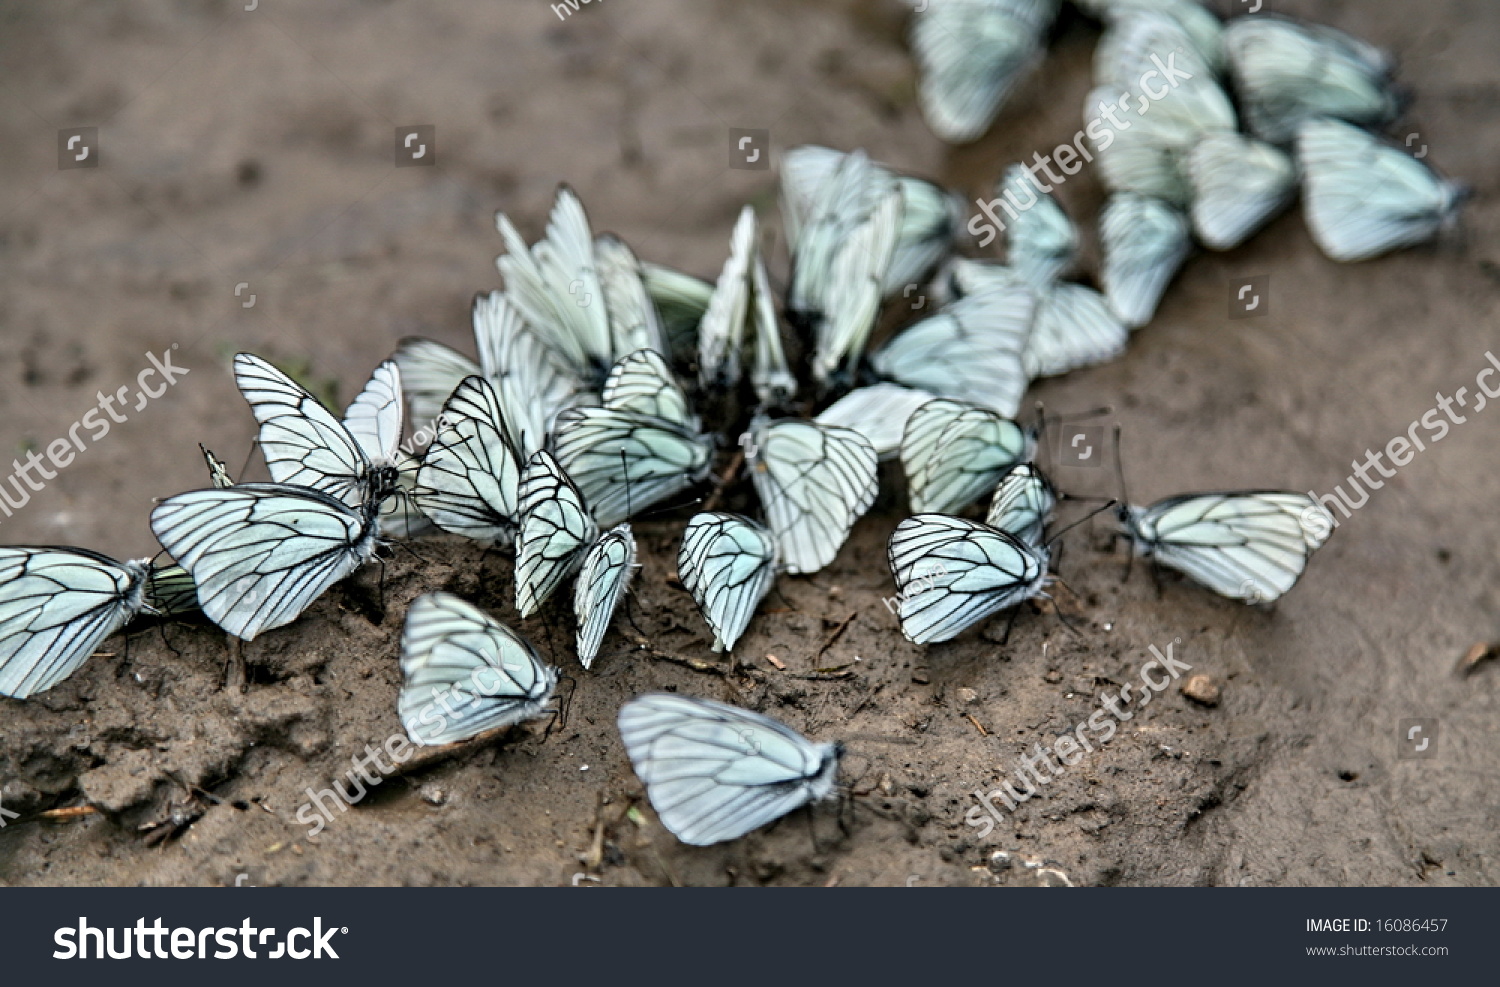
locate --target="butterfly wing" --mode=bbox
[698,206,757,390]
[1297,118,1464,263]
[0,548,148,699]
[399,592,558,745]
[573,524,637,669]
[902,398,1034,515]
[232,353,372,507]
[341,360,404,468]
[393,337,481,431]
[1099,192,1192,327]
[1024,281,1129,378]
[594,234,669,362]
[911,0,1058,144]
[678,512,778,652]
[412,376,523,545]
[514,451,599,618]
[999,163,1078,288]
[472,291,580,458]
[144,562,202,618]
[617,693,840,846]
[1186,132,1296,251]
[150,483,378,641]
[552,407,713,529]
[815,382,937,461]
[603,348,694,427]
[985,463,1057,547]
[1125,491,1326,602]
[887,514,1047,643]
[871,279,1035,417]
[813,184,903,385]
[749,419,878,575]
[642,262,713,357]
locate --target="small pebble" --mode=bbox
[1181,674,1221,707]
[957,687,979,705]
[911,667,931,685]
[420,785,447,806]
[1044,670,1062,684]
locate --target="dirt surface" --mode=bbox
[0,0,1497,887]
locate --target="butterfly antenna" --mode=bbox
[1044,500,1118,555]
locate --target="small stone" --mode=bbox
[420,785,447,806]
[1043,670,1062,684]
[1181,674,1221,707]
[956,687,979,705]
[911,667,931,685]
[988,850,1013,872]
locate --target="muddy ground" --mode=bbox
[0,0,1496,886]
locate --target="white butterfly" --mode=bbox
[496,186,614,384]
[200,445,235,489]
[552,349,714,528]
[1224,15,1398,145]
[1185,132,1297,250]
[144,562,202,619]
[150,483,381,640]
[1078,0,1224,74]
[0,548,152,699]
[887,513,1049,644]
[901,398,1036,515]
[514,450,599,618]
[617,693,842,846]
[678,512,778,652]
[870,279,1036,418]
[1099,192,1192,327]
[785,149,904,386]
[815,382,936,461]
[747,418,878,576]
[908,0,1060,144]
[595,233,670,361]
[697,206,795,407]
[1118,491,1330,603]
[232,353,404,510]
[1087,10,1235,204]
[399,592,559,746]
[573,524,637,669]
[394,292,580,455]
[986,462,1057,548]
[1297,117,1467,263]
[411,375,523,546]
[781,145,963,294]
[996,163,1078,288]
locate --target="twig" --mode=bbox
[815,611,858,661]
[1457,642,1496,676]
[700,450,746,513]
[966,714,989,737]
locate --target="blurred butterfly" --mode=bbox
[986,462,1058,549]
[495,186,614,385]
[887,513,1050,644]
[150,483,380,640]
[871,278,1035,418]
[678,512,778,652]
[1099,192,1192,327]
[1087,10,1235,204]
[594,233,670,361]
[233,353,404,510]
[815,382,936,461]
[1077,0,1224,74]
[394,291,579,454]
[784,149,904,386]
[553,349,714,529]
[1185,132,1297,250]
[573,524,637,669]
[907,0,1060,144]
[1297,117,1467,263]
[782,145,964,295]
[1224,14,1398,145]
[617,693,842,846]
[1117,491,1329,603]
[746,417,879,575]
[0,547,152,699]
[901,398,1036,515]
[411,375,523,546]
[697,206,795,407]
[399,592,558,746]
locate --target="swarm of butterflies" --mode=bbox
[0,2,1454,850]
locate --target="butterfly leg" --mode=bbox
[221,635,246,693]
